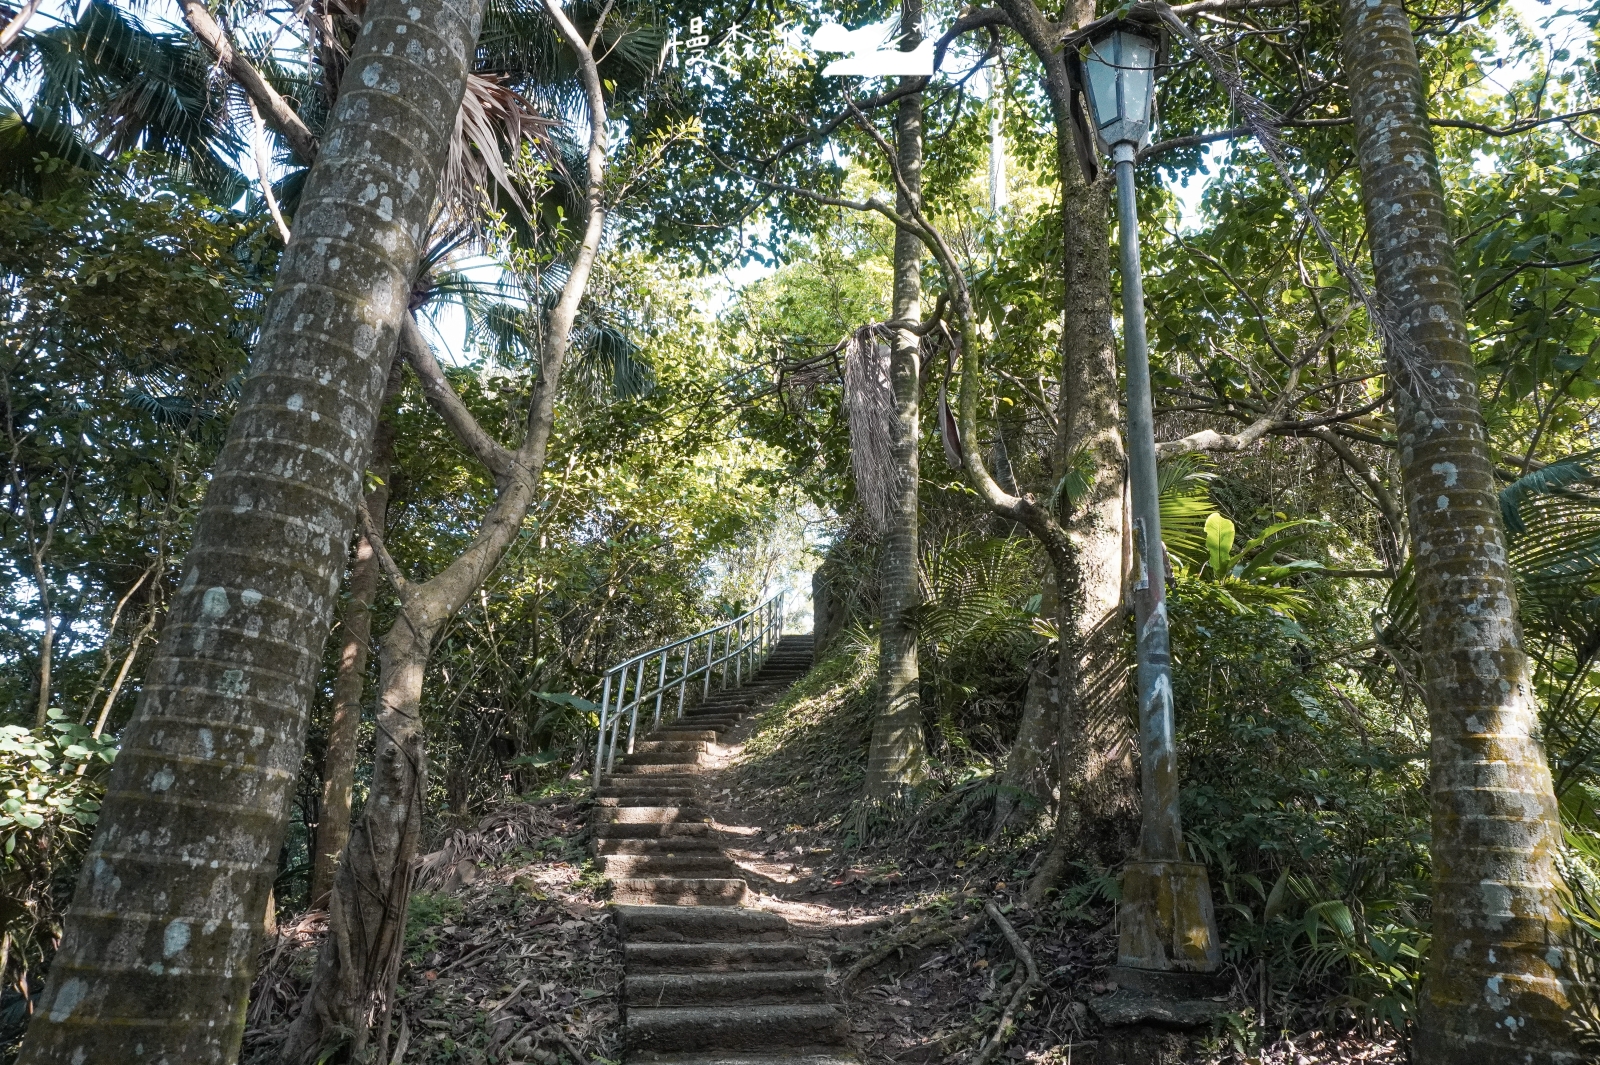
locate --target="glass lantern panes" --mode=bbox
[1082,26,1159,153]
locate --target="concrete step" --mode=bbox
[595,791,700,806]
[611,762,710,776]
[618,751,706,766]
[647,729,719,743]
[601,853,738,878]
[601,773,701,789]
[624,970,827,1007]
[615,905,788,943]
[625,1004,850,1053]
[612,877,749,906]
[634,740,711,754]
[624,941,811,973]
[594,822,713,840]
[597,837,723,856]
[591,806,708,825]
[631,1053,857,1065]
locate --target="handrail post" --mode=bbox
[735,616,744,687]
[593,670,613,786]
[677,641,691,719]
[626,657,646,754]
[606,667,627,774]
[653,650,667,728]
[704,632,714,699]
[720,626,730,690]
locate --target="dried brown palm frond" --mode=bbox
[842,323,898,531]
[441,71,562,217]
[415,801,565,891]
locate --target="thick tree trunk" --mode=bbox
[992,570,1059,834]
[992,0,1132,891]
[16,0,479,1056]
[284,7,609,1056]
[1340,3,1580,1061]
[309,412,397,908]
[864,0,928,799]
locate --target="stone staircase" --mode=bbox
[592,634,857,1064]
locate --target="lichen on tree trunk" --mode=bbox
[864,0,928,799]
[1340,0,1580,1059]
[990,0,1132,892]
[283,4,611,1055]
[14,0,480,1056]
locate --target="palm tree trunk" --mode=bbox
[283,7,610,1055]
[14,0,482,1056]
[1340,2,1579,1060]
[309,409,398,909]
[864,0,928,799]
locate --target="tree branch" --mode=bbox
[400,314,514,482]
[357,501,411,601]
[182,0,318,164]
[0,0,41,51]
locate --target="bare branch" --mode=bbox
[183,0,318,164]
[357,501,411,601]
[401,314,514,482]
[0,0,41,51]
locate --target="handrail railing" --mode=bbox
[592,594,784,785]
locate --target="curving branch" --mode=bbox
[0,0,41,51]
[400,313,514,482]
[182,0,318,164]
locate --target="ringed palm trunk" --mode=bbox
[15,0,480,1057]
[864,0,928,799]
[1340,3,1580,1060]
[310,405,398,909]
[283,6,610,1056]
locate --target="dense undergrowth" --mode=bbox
[735,566,1432,1059]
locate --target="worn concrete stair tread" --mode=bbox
[615,905,787,940]
[595,822,713,839]
[625,1004,849,1052]
[596,792,700,806]
[601,854,738,877]
[630,1052,859,1065]
[597,837,723,856]
[624,970,827,1006]
[612,877,749,906]
[592,806,709,824]
[624,941,810,972]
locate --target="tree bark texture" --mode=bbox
[864,0,928,799]
[309,408,398,909]
[16,0,479,1057]
[284,6,609,1056]
[1340,2,1580,1060]
[994,0,1132,887]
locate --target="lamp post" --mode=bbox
[1078,19,1222,991]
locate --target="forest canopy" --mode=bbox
[0,0,1598,1060]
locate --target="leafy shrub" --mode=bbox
[0,713,117,1036]
[1171,576,1431,1035]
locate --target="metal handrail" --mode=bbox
[592,594,784,785]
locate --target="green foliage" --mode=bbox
[1172,576,1431,1032]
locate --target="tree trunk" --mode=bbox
[283,6,610,1055]
[863,0,928,799]
[991,0,1132,892]
[992,569,1059,835]
[1340,3,1580,1060]
[309,409,398,909]
[15,0,480,1056]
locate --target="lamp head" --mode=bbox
[1078,19,1162,159]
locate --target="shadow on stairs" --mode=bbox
[592,633,859,1065]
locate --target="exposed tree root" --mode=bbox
[968,902,1039,1065]
[841,910,983,990]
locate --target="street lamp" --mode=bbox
[1076,17,1223,994]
